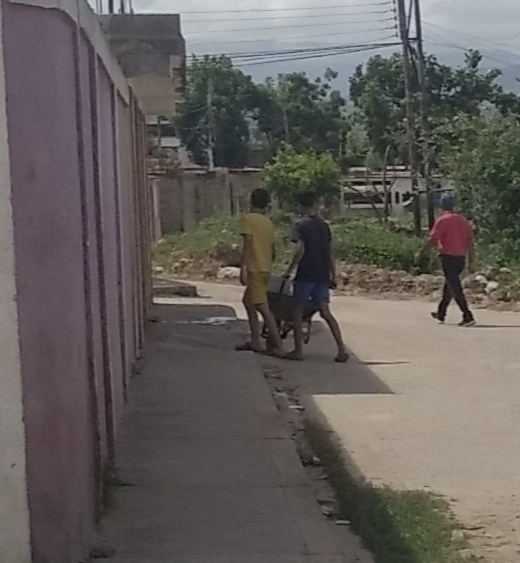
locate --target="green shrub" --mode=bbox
[154,215,436,275]
[330,219,434,273]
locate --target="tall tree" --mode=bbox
[255,69,347,157]
[175,55,258,168]
[437,113,520,257]
[349,50,518,162]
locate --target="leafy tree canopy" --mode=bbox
[263,145,341,208]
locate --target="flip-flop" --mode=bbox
[260,349,286,359]
[235,342,263,353]
[285,351,304,362]
[335,353,350,364]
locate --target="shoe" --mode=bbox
[458,319,476,327]
[430,312,445,324]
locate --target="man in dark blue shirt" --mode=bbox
[284,191,349,363]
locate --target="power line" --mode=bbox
[226,40,397,60]
[183,9,393,24]
[179,2,392,14]
[424,22,520,63]
[189,27,396,47]
[233,42,401,67]
[184,16,396,35]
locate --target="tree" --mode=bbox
[176,58,348,167]
[437,113,520,260]
[349,50,518,162]
[263,146,341,208]
[255,69,347,157]
[175,55,259,168]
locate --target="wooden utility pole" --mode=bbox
[413,0,435,229]
[396,0,421,234]
[207,79,215,171]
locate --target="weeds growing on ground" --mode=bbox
[154,214,437,274]
[305,420,473,563]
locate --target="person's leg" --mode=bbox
[287,304,306,361]
[252,273,285,356]
[445,257,474,323]
[314,283,348,362]
[257,302,284,355]
[436,279,452,322]
[287,282,312,361]
[238,286,264,352]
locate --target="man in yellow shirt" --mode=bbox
[236,188,284,356]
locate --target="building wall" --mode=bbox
[0,1,32,561]
[1,0,151,561]
[100,14,185,117]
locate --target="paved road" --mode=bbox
[100,298,371,563]
[195,282,520,562]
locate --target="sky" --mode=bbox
[123,0,520,87]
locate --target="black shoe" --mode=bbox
[458,319,476,327]
[430,312,445,324]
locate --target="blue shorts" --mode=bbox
[293,281,330,305]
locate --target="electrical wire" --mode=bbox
[184,16,396,35]
[423,22,520,65]
[226,40,396,60]
[189,27,396,47]
[183,9,393,24]
[179,2,392,14]
[233,42,401,67]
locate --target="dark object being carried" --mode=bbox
[262,276,318,345]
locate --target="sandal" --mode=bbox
[335,352,350,364]
[235,342,263,353]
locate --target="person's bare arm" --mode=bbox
[415,237,432,261]
[284,239,305,278]
[240,234,252,286]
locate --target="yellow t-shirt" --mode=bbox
[240,213,275,273]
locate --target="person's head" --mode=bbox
[250,188,271,212]
[440,192,455,211]
[295,190,317,214]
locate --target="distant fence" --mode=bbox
[152,167,263,236]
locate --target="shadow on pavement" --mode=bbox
[261,321,396,396]
[151,303,396,396]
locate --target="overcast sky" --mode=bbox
[127,0,520,84]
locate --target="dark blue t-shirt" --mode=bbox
[292,215,332,283]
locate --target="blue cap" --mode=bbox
[440,193,455,210]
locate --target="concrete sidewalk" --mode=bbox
[185,281,520,563]
[99,300,370,563]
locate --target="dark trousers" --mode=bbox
[438,255,473,322]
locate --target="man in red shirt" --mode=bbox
[417,193,476,327]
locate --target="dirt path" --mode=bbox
[194,281,520,563]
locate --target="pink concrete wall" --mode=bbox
[2,3,150,562]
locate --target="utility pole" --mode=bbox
[396,0,421,234]
[413,0,435,229]
[207,79,215,171]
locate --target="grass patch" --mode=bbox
[154,214,436,275]
[305,420,472,563]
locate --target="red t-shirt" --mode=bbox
[430,211,473,257]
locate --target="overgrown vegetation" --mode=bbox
[154,214,435,275]
[437,113,520,265]
[263,146,341,208]
[305,420,473,563]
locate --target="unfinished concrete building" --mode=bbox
[100,14,185,117]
